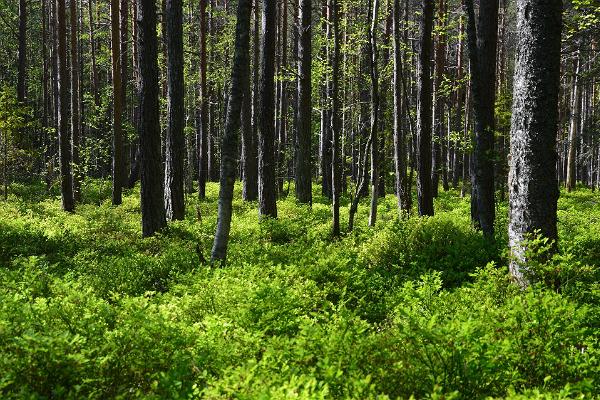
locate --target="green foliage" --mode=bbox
[0,184,599,399]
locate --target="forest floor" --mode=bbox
[1,180,599,399]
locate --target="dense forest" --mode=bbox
[1,0,600,398]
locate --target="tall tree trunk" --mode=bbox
[368,0,380,226]
[258,0,278,218]
[432,0,447,196]
[566,51,581,192]
[295,0,312,204]
[463,0,498,239]
[120,0,130,184]
[17,0,27,103]
[331,0,341,236]
[211,0,252,262]
[276,0,288,195]
[416,0,434,216]
[197,0,209,199]
[452,16,465,189]
[70,0,81,202]
[137,0,167,236]
[508,0,562,287]
[88,0,100,106]
[164,0,185,220]
[111,0,125,205]
[392,0,408,215]
[241,0,258,202]
[57,0,74,212]
[320,2,332,199]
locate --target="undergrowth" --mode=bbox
[0,180,599,399]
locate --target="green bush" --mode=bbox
[0,184,599,399]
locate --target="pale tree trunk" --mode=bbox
[509,0,562,287]
[211,0,252,262]
[416,0,434,216]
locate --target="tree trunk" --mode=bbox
[295,0,312,204]
[120,0,130,184]
[211,0,252,262]
[331,0,341,236]
[276,0,288,195]
[242,1,258,202]
[197,0,209,199]
[508,0,562,287]
[164,0,185,220]
[70,0,81,202]
[111,0,125,205]
[57,0,74,212]
[392,0,408,215]
[416,0,434,216]
[17,0,27,103]
[452,16,464,189]
[88,0,100,106]
[463,0,498,239]
[368,0,380,227]
[258,0,278,218]
[566,51,581,192]
[432,0,447,197]
[137,0,167,236]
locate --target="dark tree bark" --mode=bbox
[242,0,259,202]
[392,0,408,215]
[57,0,74,212]
[331,0,341,236]
[432,0,447,197]
[17,0,27,103]
[137,0,167,237]
[416,0,434,216]
[368,0,380,227]
[566,51,581,192]
[276,0,288,195]
[197,0,209,199]
[211,0,252,262]
[70,0,81,202]
[295,0,312,204]
[120,0,130,184]
[111,0,125,205]
[452,16,465,189]
[242,7,258,201]
[164,0,185,220]
[463,0,498,239]
[320,1,332,199]
[508,0,562,286]
[88,0,100,106]
[258,0,278,218]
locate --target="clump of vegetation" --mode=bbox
[0,182,598,399]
